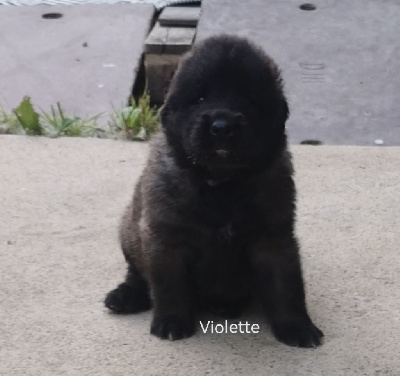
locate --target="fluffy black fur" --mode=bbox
[105,35,323,347]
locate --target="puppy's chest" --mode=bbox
[200,204,250,245]
[191,189,255,294]
[194,223,251,297]
[192,192,260,253]
[195,185,252,228]
[216,222,235,244]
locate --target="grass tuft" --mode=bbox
[41,103,103,138]
[109,91,160,141]
[0,105,19,134]
[0,91,160,140]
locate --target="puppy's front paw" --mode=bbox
[151,314,196,340]
[272,318,324,348]
[104,283,150,313]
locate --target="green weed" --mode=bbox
[0,92,159,140]
[13,96,44,136]
[110,91,160,141]
[0,105,19,134]
[41,103,103,137]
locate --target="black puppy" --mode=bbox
[105,35,323,347]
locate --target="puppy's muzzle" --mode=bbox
[202,111,245,141]
[210,119,232,137]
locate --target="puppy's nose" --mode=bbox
[210,119,233,137]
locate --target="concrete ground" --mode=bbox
[197,0,400,146]
[1,135,399,375]
[0,4,154,123]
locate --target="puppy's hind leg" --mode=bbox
[105,265,151,314]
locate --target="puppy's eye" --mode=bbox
[247,96,259,105]
[190,96,205,106]
[247,96,263,110]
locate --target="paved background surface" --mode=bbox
[197,0,400,146]
[0,4,154,123]
[0,0,197,8]
[1,0,399,144]
[1,136,399,375]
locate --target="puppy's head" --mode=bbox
[161,35,289,181]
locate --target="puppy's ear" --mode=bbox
[276,94,289,131]
[160,101,172,129]
[282,95,289,124]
